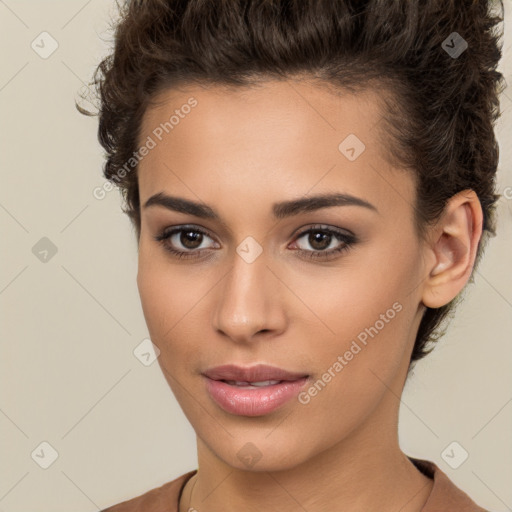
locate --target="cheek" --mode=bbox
[136,248,212,366]
[137,260,199,409]
[296,240,420,408]
[292,293,413,452]
[296,273,411,400]
[291,237,418,355]
[137,249,182,346]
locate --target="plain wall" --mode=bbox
[1,1,511,511]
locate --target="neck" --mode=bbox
[180,396,433,512]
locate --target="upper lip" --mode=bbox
[202,364,309,382]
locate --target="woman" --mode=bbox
[78,0,506,510]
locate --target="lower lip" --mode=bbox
[204,376,309,416]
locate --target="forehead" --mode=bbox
[137,80,413,220]
[140,79,384,149]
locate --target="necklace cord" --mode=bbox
[185,473,198,510]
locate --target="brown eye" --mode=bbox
[291,225,356,261]
[305,231,333,251]
[180,230,204,249]
[154,225,218,260]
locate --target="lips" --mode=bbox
[202,364,311,416]
[202,363,309,383]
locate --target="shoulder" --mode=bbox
[100,469,197,512]
[409,457,492,512]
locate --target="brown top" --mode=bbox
[100,458,490,512]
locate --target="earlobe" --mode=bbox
[421,190,483,309]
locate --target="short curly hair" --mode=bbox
[78,0,506,371]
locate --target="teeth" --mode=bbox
[225,380,281,387]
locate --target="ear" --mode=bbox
[421,189,483,309]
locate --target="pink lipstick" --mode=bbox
[202,364,310,416]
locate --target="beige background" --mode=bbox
[0,1,511,511]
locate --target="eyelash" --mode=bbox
[153,224,357,262]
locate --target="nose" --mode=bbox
[212,247,287,344]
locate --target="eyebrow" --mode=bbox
[143,191,378,220]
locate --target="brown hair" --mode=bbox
[77,0,506,371]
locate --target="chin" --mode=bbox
[201,431,317,473]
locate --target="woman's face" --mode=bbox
[136,80,430,471]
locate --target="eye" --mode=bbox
[290,224,356,261]
[154,225,218,260]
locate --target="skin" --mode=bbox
[134,79,483,512]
